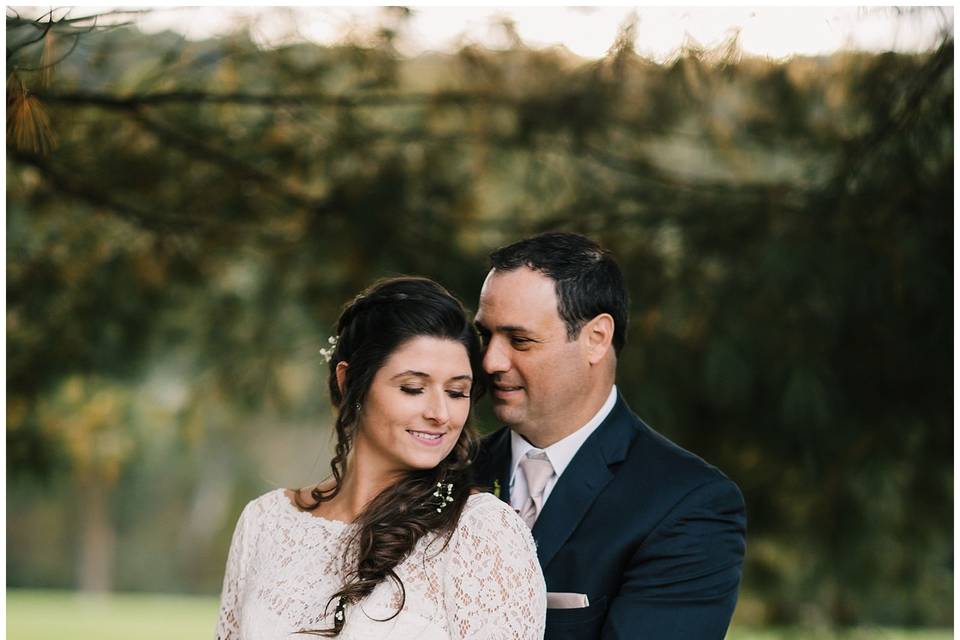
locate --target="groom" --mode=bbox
[472,232,746,639]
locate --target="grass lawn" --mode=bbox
[730,630,952,640]
[6,589,953,639]
[8,590,218,640]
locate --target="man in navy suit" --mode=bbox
[472,232,746,639]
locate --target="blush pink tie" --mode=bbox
[518,452,555,528]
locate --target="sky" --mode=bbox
[13,5,955,61]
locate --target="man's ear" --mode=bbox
[583,314,614,365]
[335,361,349,397]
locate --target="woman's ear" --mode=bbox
[335,361,349,397]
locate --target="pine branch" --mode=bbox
[11,149,207,233]
[33,89,508,109]
[128,108,333,215]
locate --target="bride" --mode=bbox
[215,276,546,639]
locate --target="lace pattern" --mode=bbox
[215,489,546,639]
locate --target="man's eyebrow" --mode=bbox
[495,324,533,334]
[474,320,534,335]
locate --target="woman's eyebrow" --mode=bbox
[390,371,473,383]
[390,370,430,380]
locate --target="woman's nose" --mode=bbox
[423,391,450,424]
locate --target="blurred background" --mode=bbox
[6,6,953,639]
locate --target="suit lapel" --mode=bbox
[531,394,638,570]
[485,427,513,504]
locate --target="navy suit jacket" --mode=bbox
[473,392,746,640]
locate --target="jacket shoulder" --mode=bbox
[618,405,740,495]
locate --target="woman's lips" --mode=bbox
[407,429,445,446]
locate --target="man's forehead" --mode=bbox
[478,267,561,323]
[482,266,554,293]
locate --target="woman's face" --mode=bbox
[352,336,473,475]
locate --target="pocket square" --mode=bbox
[547,592,590,609]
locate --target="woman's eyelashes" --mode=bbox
[399,386,470,399]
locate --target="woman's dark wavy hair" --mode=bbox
[293,276,484,636]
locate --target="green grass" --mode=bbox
[8,590,219,640]
[729,630,952,640]
[6,589,953,639]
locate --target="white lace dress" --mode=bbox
[215,489,546,640]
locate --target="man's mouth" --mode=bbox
[493,384,524,396]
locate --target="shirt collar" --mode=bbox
[510,384,618,482]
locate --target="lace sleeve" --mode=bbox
[215,501,255,640]
[444,495,546,640]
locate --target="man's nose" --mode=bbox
[482,337,510,375]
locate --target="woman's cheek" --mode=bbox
[452,408,469,434]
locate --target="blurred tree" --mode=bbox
[6,7,953,625]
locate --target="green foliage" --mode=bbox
[6,9,953,626]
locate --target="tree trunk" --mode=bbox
[77,479,115,593]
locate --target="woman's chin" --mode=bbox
[401,448,456,471]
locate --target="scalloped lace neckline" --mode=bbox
[276,489,358,530]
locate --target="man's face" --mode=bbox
[474,267,591,443]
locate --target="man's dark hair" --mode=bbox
[489,231,629,354]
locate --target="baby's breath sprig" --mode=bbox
[432,482,454,513]
[319,335,338,363]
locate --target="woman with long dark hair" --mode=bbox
[215,277,546,639]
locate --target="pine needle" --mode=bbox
[7,74,58,155]
[40,31,57,88]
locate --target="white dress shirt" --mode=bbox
[509,385,618,512]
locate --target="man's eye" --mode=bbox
[510,337,531,347]
[400,386,424,395]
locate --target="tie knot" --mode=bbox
[518,452,554,499]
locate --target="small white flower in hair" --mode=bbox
[319,335,339,363]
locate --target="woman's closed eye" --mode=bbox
[400,386,470,399]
